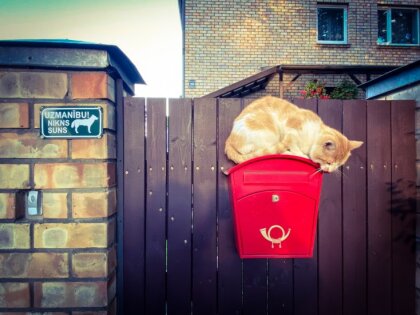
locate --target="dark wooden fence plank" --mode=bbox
[123,97,146,314]
[243,260,268,315]
[367,101,392,315]
[342,100,367,315]
[292,98,319,315]
[167,98,193,314]
[145,98,167,315]
[268,259,293,315]
[241,98,268,315]
[318,99,343,315]
[267,98,319,315]
[390,100,416,315]
[192,98,218,315]
[217,98,243,315]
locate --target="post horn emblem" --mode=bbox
[260,225,291,248]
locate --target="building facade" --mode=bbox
[180,0,420,99]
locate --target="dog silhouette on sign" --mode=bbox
[71,115,98,134]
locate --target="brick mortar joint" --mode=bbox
[0,247,114,253]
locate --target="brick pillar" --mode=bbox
[0,70,116,313]
[0,41,142,314]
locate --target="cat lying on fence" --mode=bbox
[225,96,363,173]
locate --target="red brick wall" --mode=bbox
[183,0,420,98]
[0,70,117,314]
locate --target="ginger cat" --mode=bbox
[225,96,363,172]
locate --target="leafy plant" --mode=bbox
[300,80,330,99]
[330,80,359,99]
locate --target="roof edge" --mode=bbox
[358,59,420,89]
[0,39,145,94]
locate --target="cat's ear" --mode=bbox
[324,141,336,150]
[349,140,363,150]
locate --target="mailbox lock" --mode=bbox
[272,194,280,203]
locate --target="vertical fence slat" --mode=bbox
[267,101,307,315]
[268,260,293,315]
[342,100,367,315]
[167,98,193,314]
[292,98,319,315]
[192,98,218,315]
[367,101,392,315]
[243,260,268,315]
[391,100,416,315]
[318,99,343,315]
[241,99,268,315]
[123,97,146,314]
[266,97,320,315]
[145,98,167,315]
[218,98,243,315]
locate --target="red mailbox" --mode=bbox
[226,154,323,259]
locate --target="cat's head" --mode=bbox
[310,128,363,173]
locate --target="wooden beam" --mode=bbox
[203,66,279,98]
[348,74,362,85]
[279,69,284,99]
[285,74,301,91]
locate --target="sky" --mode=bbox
[0,0,183,98]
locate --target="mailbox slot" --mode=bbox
[243,171,310,184]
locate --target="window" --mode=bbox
[317,5,348,44]
[378,7,419,45]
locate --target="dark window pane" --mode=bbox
[391,9,418,44]
[378,9,388,43]
[318,7,345,41]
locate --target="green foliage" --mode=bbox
[300,80,330,99]
[330,80,359,100]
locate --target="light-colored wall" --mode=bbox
[184,0,420,98]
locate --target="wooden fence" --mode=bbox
[120,98,415,315]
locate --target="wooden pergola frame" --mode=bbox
[203,64,399,98]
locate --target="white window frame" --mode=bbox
[377,7,420,46]
[317,4,348,45]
